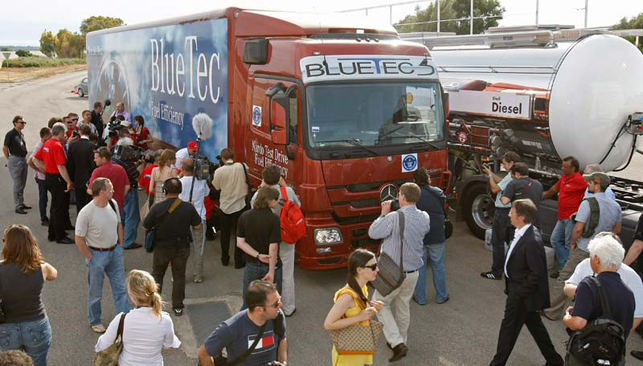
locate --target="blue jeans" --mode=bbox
[414,243,448,304]
[0,316,52,366]
[86,245,130,326]
[36,178,48,221]
[241,261,283,310]
[121,189,140,248]
[550,219,574,270]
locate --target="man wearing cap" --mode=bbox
[4,116,30,214]
[543,171,622,320]
[174,141,197,170]
[583,164,616,200]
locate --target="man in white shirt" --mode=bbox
[179,157,210,283]
[75,177,129,334]
[173,141,197,169]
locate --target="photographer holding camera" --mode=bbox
[111,137,143,250]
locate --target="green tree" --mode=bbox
[39,30,56,57]
[54,29,75,58]
[80,16,124,34]
[611,13,643,52]
[15,50,33,57]
[396,0,504,35]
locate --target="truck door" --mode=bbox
[246,76,303,188]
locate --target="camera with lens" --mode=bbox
[113,144,143,162]
[194,156,211,181]
[107,118,123,138]
[390,198,400,211]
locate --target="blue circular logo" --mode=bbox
[403,155,418,171]
[252,106,261,125]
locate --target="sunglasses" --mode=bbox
[362,263,378,271]
[264,298,282,309]
[71,118,79,121]
[16,121,26,125]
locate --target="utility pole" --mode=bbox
[470,0,474,34]
[535,0,539,26]
[584,0,588,27]
[437,0,441,34]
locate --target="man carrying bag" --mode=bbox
[368,183,430,362]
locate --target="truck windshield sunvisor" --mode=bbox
[306,82,444,149]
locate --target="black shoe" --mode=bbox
[56,237,74,244]
[480,271,502,280]
[412,296,426,306]
[41,217,49,226]
[631,350,643,361]
[173,308,184,316]
[20,204,32,209]
[221,257,229,267]
[386,342,393,350]
[15,208,27,215]
[389,343,408,362]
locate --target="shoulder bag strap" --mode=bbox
[116,313,126,341]
[280,186,289,202]
[108,199,117,214]
[398,211,405,273]
[240,163,251,193]
[153,199,182,231]
[589,276,613,319]
[228,322,267,366]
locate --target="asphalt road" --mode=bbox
[2,71,643,366]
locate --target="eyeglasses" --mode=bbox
[264,298,282,309]
[16,121,26,125]
[362,263,378,271]
[71,118,78,121]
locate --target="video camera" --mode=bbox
[193,156,211,181]
[107,116,125,138]
[113,144,144,162]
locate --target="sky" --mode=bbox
[1,0,642,46]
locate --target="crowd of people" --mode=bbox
[2,105,643,366]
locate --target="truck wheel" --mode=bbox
[463,183,495,240]
[78,88,84,97]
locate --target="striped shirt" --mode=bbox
[368,205,430,271]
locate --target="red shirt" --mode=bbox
[139,163,157,196]
[555,172,587,219]
[134,127,151,150]
[34,138,66,174]
[89,162,129,210]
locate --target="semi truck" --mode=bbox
[402,26,643,249]
[86,8,450,269]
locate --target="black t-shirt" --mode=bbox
[572,272,635,338]
[634,214,643,241]
[143,198,201,248]
[237,208,281,265]
[503,177,543,209]
[91,110,104,137]
[3,128,27,157]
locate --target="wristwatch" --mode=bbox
[256,253,260,260]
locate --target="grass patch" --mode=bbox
[1,57,85,68]
[0,64,87,83]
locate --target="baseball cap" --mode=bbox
[188,141,198,151]
[583,172,611,190]
[120,120,131,127]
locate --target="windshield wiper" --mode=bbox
[376,126,405,142]
[394,134,443,150]
[319,138,378,156]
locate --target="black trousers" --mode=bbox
[491,208,514,276]
[490,285,563,366]
[152,245,190,309]
[75,184,91,214]
[45,174,67,241]
[219,209,245,265]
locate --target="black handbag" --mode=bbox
[370,211,406,297]
[240,163,254,210]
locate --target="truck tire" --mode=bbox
[462,183,495,240]
[78,88,85,98]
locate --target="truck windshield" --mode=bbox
[306,82,444,148]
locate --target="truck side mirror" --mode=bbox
[443,92,450,123]
[269,90,289,145]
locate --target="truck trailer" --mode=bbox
[87,8,450,269]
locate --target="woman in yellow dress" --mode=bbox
[324,249,383,366]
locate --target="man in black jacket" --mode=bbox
[489,199,564,366]
[68,125,96,213]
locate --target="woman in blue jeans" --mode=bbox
[236,187,283,309]
[0,224,58,366]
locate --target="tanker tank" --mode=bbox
[429,33,643,172]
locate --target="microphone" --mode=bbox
[192,113,213,140]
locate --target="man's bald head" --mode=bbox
[181,157,194,174]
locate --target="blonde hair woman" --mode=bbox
[95,270,180,366]
[149,149,178,204]
[0,225,57,366]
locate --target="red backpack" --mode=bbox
[279,186,306,244]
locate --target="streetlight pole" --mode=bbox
[437,0,441,34]
[584,0,588,27]
[470,0,474,34]
[535,0,539,26]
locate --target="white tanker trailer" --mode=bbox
[402,27,643,248]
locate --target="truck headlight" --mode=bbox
[314,228,343,245]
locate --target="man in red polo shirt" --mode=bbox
[88,147,129,213]
[542,156,587,277]
[34,123,74,244]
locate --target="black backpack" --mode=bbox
[565,276,626,366]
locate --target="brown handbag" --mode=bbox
[329,288,384,355]
[94,313,126,366]
[369,211,406,297]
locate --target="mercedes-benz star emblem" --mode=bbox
[380,184,398,202]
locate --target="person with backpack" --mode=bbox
[251,165,302,317]
[237,187,283,310]
[543,172,622,321]
[563,234,634,366]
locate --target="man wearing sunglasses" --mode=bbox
[198,280,288,366]
[4,116,30,214]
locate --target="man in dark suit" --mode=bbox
[489,199,564,366]
[68,125,96,213]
